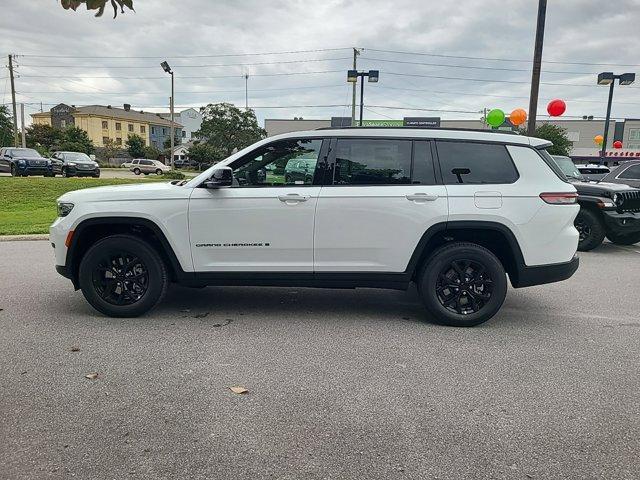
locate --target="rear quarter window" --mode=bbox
[435,141,519,184]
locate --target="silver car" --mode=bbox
[130,159,171,175]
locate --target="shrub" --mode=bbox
[162,171,186,180]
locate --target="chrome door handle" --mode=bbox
[406,193,439,202]
[278,194,309,203]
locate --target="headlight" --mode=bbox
[67,162,77,167]
[57,202,74,217]
[18,159,26,165]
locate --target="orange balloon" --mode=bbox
[510,108,527,126]
[594,135,604,145]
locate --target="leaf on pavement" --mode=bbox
[85,372,98,380]
[70,346,80,352]
[229,386,248,395]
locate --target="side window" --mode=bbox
[436,141,519,184]
[333,139,412,185]
[142,160,153,166]
[232,138,323,187]
[619,165,640,179]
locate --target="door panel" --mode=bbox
[189,186,320,271]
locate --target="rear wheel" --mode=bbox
[417,242,507,327]
[78,235,168,317]
[606,231,640,246]
[575,209,605,251]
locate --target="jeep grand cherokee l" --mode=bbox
[50,128,580,327]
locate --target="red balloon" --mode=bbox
[547,99,566,117]
[613,140,623,149]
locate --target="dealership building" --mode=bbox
[265,117,640,163]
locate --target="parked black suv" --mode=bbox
[0,147,53,177]
[50,151,100,177]
[553,155,640,250]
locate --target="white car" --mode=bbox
[129,158,171,175]
[50,128,579,326]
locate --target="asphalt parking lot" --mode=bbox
[1,240,639,479]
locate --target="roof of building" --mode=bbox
[32,105,183,127]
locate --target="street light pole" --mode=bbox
[597,72,635,162]
[347,69,379,127]
[359,76,365,126]
[161,61,175,169]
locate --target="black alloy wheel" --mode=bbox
[418,242,507,327]
[78,235,168,317]
[575,218,590,243]
[574,209,605,251]
[436,259,493,315]
[92,251,150,306]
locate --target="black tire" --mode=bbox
[133,168,141,175]
[575,209,605,251]
[155,169,163,175]
[78,235,168,317]
[62,168,71,178]
[417,242,507,327]
[606,231,640,246]
[10,164,17,177]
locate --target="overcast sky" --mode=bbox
[2,0,639,126]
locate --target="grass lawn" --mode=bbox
[0,177,161,235]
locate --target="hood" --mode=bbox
[57,181,191,204]
[570,179,639,197]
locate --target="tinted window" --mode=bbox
[333,139,412,185]
[619,165,640,179]
[437,141,518,184]
[233,138,322,187]
[9,148,42,158]
[141,160,154,165]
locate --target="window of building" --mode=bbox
[60,119,66,128]
[115,122,121,131]
[232,138,323,187]
[333,138,412,185]
[140,125,146,134]
[436,141,519,184]
[182,131,186,138]
[162,128,167,135]
[628,128,640,150]
[619,164,640,180]
[128,124,134,132]
[102,136,109,144]
[116,137,122,145]
[102,120,108,129]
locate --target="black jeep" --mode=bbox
[553,155,640,251]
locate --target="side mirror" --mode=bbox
[204,166,233,188]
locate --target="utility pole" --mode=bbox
[8,54,19,147]
[244,74,249,110]
[351,48,360,126]
[527,0,547,135]
[20,103,26,147]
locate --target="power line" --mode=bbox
[18,84,345,95]
[18,70,344,80]
[17,47,352,59]
[18,57,351,69]
[364,47,640,67]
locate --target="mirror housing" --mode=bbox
[204,166,233,188]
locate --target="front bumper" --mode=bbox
[67,166,100,176]
[17,164,53,175]
[511,255,579,288]
[602,210,640,235]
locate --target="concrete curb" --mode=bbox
[0,234,49,242]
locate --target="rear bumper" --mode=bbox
[602,211,640,235]
[511,255,579,288]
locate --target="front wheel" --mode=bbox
[78,235,168,317]
[575,209,605,251]
[155,169,163,175]
[417,242,507,327]
[62,168,71,178]
[133,168,141,175]
[10,164,17,177]
[606,231,640,246]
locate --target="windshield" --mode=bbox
[64,152,92,162]
[552,156,584,180]
[10,148,41,158]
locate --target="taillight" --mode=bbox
[539,192,578,204]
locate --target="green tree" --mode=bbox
[520,123,573,156]
[196,103,266,159]
[144,145,161,160]
[26,124,61,152]
[187,142,222,167]
[57,126,95,154]
[0,106,15,147]
[60,0,134,18]
[100,138,120,161]
[126,133,146,158]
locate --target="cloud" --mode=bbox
[1,0,639,124]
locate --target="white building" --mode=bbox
[160,108,203,144]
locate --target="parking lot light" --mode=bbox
[597,72,635,161]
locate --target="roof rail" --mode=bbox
[314,126,520,135]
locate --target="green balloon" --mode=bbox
[487,109,505,127]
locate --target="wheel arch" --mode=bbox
[66,217,186,288]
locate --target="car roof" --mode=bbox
[265,127,550,148]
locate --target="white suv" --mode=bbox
[50,128,579,326]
